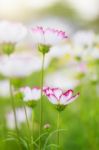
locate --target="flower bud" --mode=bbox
[43,123,51,130]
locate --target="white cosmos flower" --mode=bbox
[0,20,27,44]
[20,87,41,102]
[0,52,50,77]
[6,107,32,129]
[47,44,73,58]
[30,26,68,46]
[45,70,79,89]
[43,87,79,105]
[72,30,95,48]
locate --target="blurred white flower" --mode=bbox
[65,0,99,21]
[47,44,73,58]
[0,20,27,44]
[0,80,10,97]
[30,17,74,35]
[90,47,99,60]
[6,107,32,129]
[0,52,50,77]
[45,70,79,89]
[20,86,41,102]
[72,30,95,48]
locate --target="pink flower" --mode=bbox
[30,26,68,46]
[43,87,79,106]
[20,86,41,102]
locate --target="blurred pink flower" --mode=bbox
[30,26,68,46]
[43,87,79,105]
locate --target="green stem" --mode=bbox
[23,105,32,150]
[57,111,60,150]
[39,53,45,150]
[9,78,21,150]
[32,110,34,150]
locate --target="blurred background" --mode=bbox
[0,0,99,150]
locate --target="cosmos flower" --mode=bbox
[0,20,27,54]
[30,26,68,54]
[72,30,95,48]
[45,70,80,89]
[20,87,41,107]
[43,87,79,111]
[0,21,27,44]
[0,52,50,77]
[6,107,31,129]
[46,44,73,59]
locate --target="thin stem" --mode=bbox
[32,110,34,150]
[57,111,60,150]
[24,106,30,133]
[23,105,32,150]
[39,53,45,150]
[9,78,21,150]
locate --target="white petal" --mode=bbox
[44,29,56,45]
[30,27,44,44]
[52,88,62,100]
[23,87,33,101]
[31,88,41,100]
[47,94,58,104]
[60,95,67,105]
[65,94,79,105]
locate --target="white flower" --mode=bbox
[72,30,95,48]
[0,20,27,44]
[0,52,50,77]
[6,107,32,129]
[47,44,73,58]
[30,26,68,46]
[20,87,41,102]
[45,70,79,89]
[43,87,79,105]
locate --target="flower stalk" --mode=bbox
[23,104,32,150]
[32,109,34,150]
[39,53,45,150]
[9,78,21,150]
[57,111,60,150]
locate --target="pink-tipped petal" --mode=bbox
[63,89,73,99]
[47,94,58,104]
[30,26,68,45]
[52,88,62,100]
[65,93,79,105]
[43,87,53,96]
